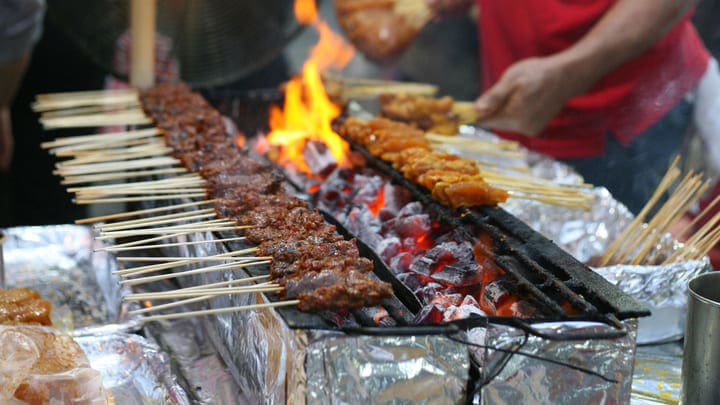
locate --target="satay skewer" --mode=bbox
[62,168,189,185]
[59,147,173,166]
[40,111,151,129]
[76,199,217,224]
[120,260,272,287]
[97,212,218,231]
[54,157,180,176]
[74,194,207,204]
[93,206,214,227]
[41,128,161,149]
[97,236,246,252]
[53,138,164,156]
[124,284,281,301]
[138,300,300,322]
[114,248,260,276]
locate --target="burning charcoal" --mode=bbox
[409,255,434,276]
[380,183,413,215]
[376,236,401,261]
[482,279,512,306]
[389,252,413,274]
[396,271,423,290]
[414,304,445,324]
[442,295,486,322]
[397,201,423,217]
[346,208,383,250]
[415,282,445,304]
[352,175,384,207]
[394,214,431,241]
[303,140,338,176]
[430,293,464,309]
[358,306,396,327]
[430,264,484,288]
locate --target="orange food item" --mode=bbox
[379,94,460,134]
[334,0,422,62]
[0,288,52,326]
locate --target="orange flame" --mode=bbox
[266,0,355,174]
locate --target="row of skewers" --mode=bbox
[39,83,394,322]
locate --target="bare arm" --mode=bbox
[475,0,697,136]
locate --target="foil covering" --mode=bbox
[453,126,709,344]
[304,332,469,404]
[2,225,141,334]
[142,318,245,404]
[630,343,682,404]
[154,228,306,404]
[473,320,638,404]
[76,332,190,405]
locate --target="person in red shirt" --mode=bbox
[432,0,711,214]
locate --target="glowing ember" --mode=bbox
[266,0,355,174]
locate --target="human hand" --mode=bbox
[474,56,583,137]
[0,106,13,172]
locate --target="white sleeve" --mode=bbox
[0,0,46,64]
[694,58,720,174]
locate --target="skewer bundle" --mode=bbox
[35,82,594,321]
[598,157,720,266]
[37,84,394,321]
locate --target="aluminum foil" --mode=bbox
[304,331,469,404]
[142,318,245,404]
[152,228,305,404]
[450,126,709,344]
[2,225,141,334]
[473,320,638,404]
[76,332,190,405]
[630,343,683,404]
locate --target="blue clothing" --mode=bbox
[0,0,45,64]
[562,99,694,215]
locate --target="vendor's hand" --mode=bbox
[0,106,13,172]
[474,56,581,137]
[426,0,474,17]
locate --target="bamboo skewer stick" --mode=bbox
[677,192,720,239]
[74,193,207,205]
[75,199,216,224]
[97,212,218,231]
[59,147,173,166]
[97,236,246,252]
[120,260,272,287]
[53,138,163,156]
[425,133,519,150]
[95,230,211,249]
[166,275,271,291]
[41,128,161,149]
[114,249,259,276]
[68,175,204,193]
[62,168,188,185]
[39,102,142,118]
[125,285,281,301]
[41,112,151,129]
[75,189,208,199]
[35,88,138,101]
[138,300,300,322]
[94,207,214,229]
[96,224,241,238]
[598,157,681,266]
[54,157,180,176]
[126,280,275,315]
[115,255,263,278]
[33,93,140,112]
[98,218,237,235]
[130,295,218,315]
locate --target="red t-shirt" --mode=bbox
[477,1,710,158]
